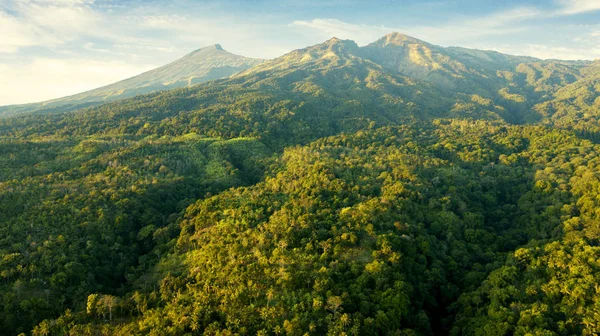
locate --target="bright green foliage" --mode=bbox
[22,121,600,335]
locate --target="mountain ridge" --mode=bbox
[2,31,596,120]
[4,33,599,138]
[2,31,595,119]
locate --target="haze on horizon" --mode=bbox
[1,0,600,106]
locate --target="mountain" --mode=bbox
[232,32,596,125]
[362,32,587,92]
[1,33,600,335]
[361,33,596,124]
[5,34,596,142]
[1,37,509,147]
[361,32,525,90]
[0,44,264,117]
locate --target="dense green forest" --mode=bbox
[1,33,600,335]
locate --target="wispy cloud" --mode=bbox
[407,7,540,43]
[555,0,600,15]
[291,19,390,45]
[489,43,600,60]
[0,0,102,53]
[0,10,62,53]
[292,1,600,60]
[292,6,540,46]
[4,1,289,57]
[83,42,111,53]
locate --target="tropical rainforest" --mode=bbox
[1,33,600,335]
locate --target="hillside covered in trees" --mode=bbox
[1,33,600,335]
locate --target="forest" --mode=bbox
[1,34,600,335]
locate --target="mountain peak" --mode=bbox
[384,32,417,39]
[318,37,359,51]
[190,44,227,54]
[231,37,361,80]
[373,32,429,47]
[0,42,264,115]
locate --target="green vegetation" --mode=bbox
[0,33,599,335]
[0,134,270,334]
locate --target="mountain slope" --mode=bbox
[361,33,594,124]
[0,44,264,117]
[532,63,600,138]
[362,32,587,93]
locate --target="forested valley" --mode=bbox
[1,33,600,335]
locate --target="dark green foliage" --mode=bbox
[0,134,270,334]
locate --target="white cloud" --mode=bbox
[292,19,390,45]
[128,14,189,29]
[556,0,600,15]
[19,1,100,35]
[467,7,541,28]
[292,7,539,47]
[0,10,63,52]
[292,2,600,61]
[489,44,600,60]
[0,1,291,58]
[0,0,102,53]
[83,42,110,53]
[0,58,155,105]
[27,0,95,4]
[291,1,600,51]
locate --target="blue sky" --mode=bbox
[1,0,600,105]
